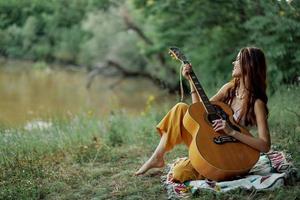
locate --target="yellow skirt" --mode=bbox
[156,103,204,183]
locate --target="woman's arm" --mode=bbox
[228,99,271,153]
[190,82,233,104]
[182,64,201,103]
[209,82,233,102]
[189,80,201,103]
[183,63,232,104]
[190,81,226,103]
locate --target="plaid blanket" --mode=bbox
[161,151,298,199]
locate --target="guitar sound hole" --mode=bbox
[208,105,241,132]
[213,105,228,120]
[207,113,221,124]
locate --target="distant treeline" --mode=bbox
[0,0,111,64]
[0,0,299,90]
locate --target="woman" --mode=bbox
[135,47,271,183]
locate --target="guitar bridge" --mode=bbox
[213,135,237,144]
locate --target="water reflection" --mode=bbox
[0,65,175,127]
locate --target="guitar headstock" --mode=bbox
[168,47,188,64]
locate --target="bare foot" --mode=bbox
[135,156,165,176]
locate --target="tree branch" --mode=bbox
[86,59,188,94]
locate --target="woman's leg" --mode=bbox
[135,131,167,175]
[172,158,205,183]
[135,103,192,175]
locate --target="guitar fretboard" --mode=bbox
[189,70,216,114]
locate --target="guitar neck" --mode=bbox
[188,68,216,114]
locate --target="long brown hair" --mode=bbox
[224,47,269,126]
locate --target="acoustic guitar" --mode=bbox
[168,47,259,181]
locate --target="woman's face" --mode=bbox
[232,52,242,78]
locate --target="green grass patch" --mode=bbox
[0,86,299,199]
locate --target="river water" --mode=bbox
[0,61,176,127]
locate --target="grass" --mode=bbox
[0,85,299,200]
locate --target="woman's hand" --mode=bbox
[212,119,234,136]
[182,63,192,80]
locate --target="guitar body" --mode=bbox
[183,101,260,181]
